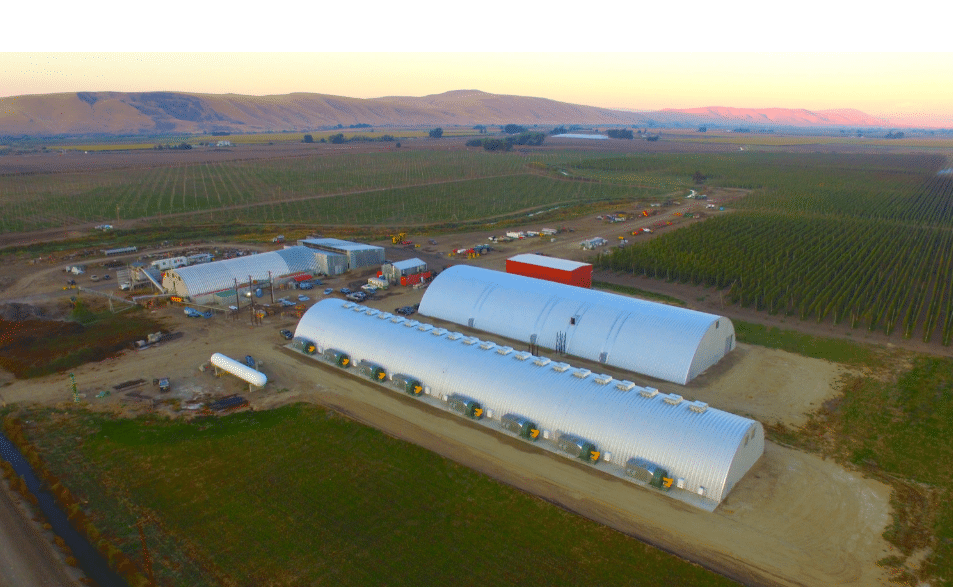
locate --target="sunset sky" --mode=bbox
[3,4,950,127]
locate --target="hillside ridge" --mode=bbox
[0,90,894,137]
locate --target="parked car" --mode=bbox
[89,275,100,282]
[157,378,171,393]
[244,355,256,368]
[297,295,310,302]
[299,281,313,290]
[340,287,351,295]
[396,306,417,316]
[279,329,293,340]
[324,288,333,295]
[102,274,111,280]
[346,292,367,302]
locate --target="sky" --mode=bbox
[3,2,951,126]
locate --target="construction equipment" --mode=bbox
[391,232,407,245]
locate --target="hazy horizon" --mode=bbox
[3,53,951,128]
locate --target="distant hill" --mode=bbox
[659,106,888,128]
[0,89,894,137]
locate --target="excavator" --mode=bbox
[391,232,406,245]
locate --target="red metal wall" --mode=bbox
[506,260,592,288]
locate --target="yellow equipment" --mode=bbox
[391,232,406,244]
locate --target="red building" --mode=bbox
[505,254,592,288]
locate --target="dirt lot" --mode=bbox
[0,271,897,587]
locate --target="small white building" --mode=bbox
[381,258,428,285]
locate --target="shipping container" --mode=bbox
[506,254,592,288]
[400,271,432,287]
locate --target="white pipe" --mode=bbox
[210,353,267,387]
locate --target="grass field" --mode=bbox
[17,404,739,587]
[670,135,953,148]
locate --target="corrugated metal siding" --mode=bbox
[419,266,732,384]
[166,247,320,298]
[294,299,763,506]
[507,255,592,288]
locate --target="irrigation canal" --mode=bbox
[0,430,127,587]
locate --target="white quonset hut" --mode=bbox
[418,266,734,384]
[162,246,320,305]
[293,299,763,510]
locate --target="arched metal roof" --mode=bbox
[294,299,763,508]
[165,247,319,298]
[418,265,735,384]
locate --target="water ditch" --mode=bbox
[0,430,127,587]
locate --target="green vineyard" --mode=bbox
[593,152,953,344]
[0,149,650,234]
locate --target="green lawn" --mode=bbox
[20,405,739,587]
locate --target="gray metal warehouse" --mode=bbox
[417,265,735,385]
[161,246,321,305]
[293,299,764,510]
[298,238,385,273]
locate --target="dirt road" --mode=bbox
[0,476,82,587]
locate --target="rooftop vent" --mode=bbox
[513,351,533,361]
[431,328,448,336]
[478,341,497,351]
[446,332,463,340]
[342,302,356,309]
[533,357,552,367]
[639,388,659,399]
[402,320,420,328]
[377,312,393,320]
[572,368,592,379]
[462,337,478,345]
[689,401,709,414]
[594,374,613,385]
[615,380,636,391]
[551,362,571,373]
[351,305,364,312]
[663,394,683,406]
[365,308,380,316]
[496,346,513,355]
[390,316,407,324]
[417,324,433,332]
